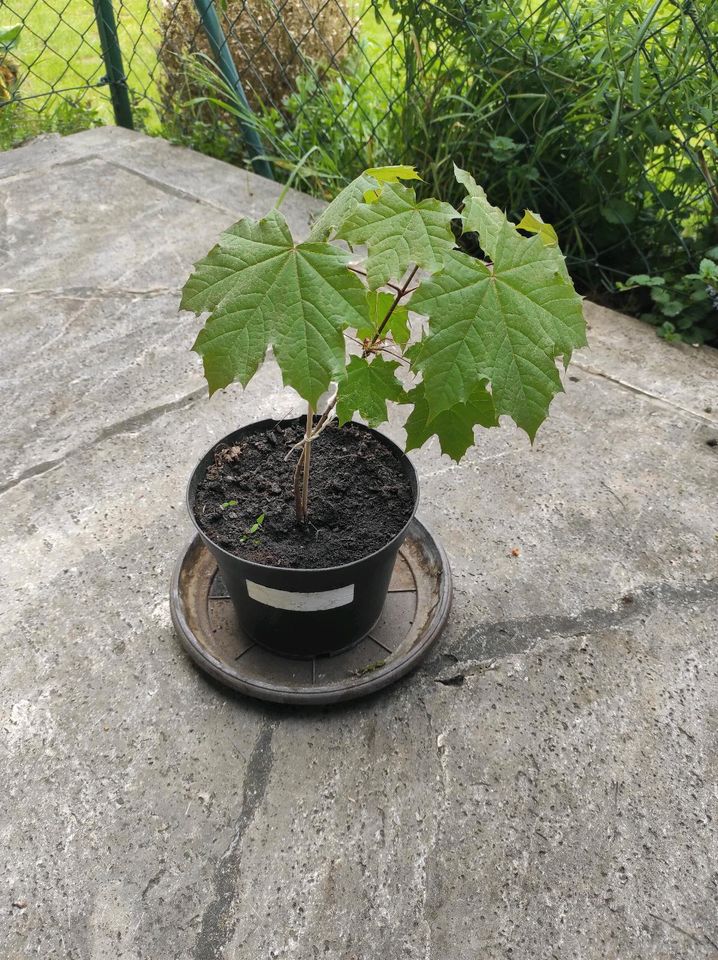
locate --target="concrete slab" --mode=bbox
[1,129,716,960]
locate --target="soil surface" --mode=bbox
[193,421,415,568]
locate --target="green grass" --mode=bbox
[2,0,163,124]
[0,96,104,149]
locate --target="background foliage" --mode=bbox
[1,0,716,344]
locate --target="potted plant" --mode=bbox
[180,164,585,658]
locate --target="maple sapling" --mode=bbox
[181,164,586,526]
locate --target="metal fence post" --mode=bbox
[93,0,133,129]
[193,0,274,180]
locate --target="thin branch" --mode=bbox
[348,265,418,296]
[347,264,368,278]
[313,392,338,434]
[369,265,419,350]
[292,447,305,521]
[376,345,411,365]
[348,333,411,365]
[300,403,314,522]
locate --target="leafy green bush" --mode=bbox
[161,0,718,344]
[617,257,718,344]
[168,51,390,196]
[382,1,717,291]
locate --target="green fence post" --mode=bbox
[193,0,274,180]
[93,0,133,130]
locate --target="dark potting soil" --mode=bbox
[193,421,415,569]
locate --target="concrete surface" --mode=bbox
[1,128,716,960]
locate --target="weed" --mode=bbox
[239,512,266,544]
[618,256,718,344]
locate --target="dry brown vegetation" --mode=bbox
[157,0,354,113]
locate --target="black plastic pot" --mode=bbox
[187,417,419,659]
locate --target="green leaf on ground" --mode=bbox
[181,209,369,406]
[356,291,411,345]
[337,183,459,288]
[336,355,406,427]
[409,241,585,439]
[404,380,498,461]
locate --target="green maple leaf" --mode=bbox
[405,380,498,461]
[516,210,558,246]
[356,291,410,345]
[181,210,369,407]
[307,173,379,242]
[336,183,459,289]
[456,164,570,282]
[309,167,423,239]
[364,165,422,184]
[362,165,422,202]
[409,241,585,439]
[454,165,506,256]
[336,355,406,427]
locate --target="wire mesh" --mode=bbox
[1,0,716,322]
[0,1,108,108]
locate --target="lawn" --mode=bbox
[2,0,163,123]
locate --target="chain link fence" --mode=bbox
[1,0,717,340]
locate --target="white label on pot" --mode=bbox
[245,580,355,612]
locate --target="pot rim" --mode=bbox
[186,416,419,576]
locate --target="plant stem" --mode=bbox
[368,264,419,350]
[293,447,306,523]
[348,265,404,295]
[292,394,338,524]
[299,403,314,523]
[313,393,337,434]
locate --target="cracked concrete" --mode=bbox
[195,720,277,960]
[1,128,717,959]
[0,385,206,495]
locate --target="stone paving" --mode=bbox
[1,128,717,959]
